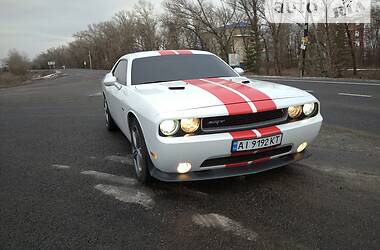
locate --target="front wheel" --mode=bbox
[130,119,153,183]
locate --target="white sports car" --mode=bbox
[102,50,322,183]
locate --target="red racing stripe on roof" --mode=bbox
[185,79,252,116]
[176,50,192,54]
[158,50,176,56]
[207,78,277,112]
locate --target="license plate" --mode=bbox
[231,134,283,152]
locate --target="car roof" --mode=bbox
[119,50,213,61]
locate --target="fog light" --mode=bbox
[297,142,308,152]
[177,162,192,174]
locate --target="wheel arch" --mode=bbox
[127,110,144,141]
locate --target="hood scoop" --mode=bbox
[168,86,185,90]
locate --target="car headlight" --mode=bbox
[288,106,303,119]
[303,103,317,116]
[180,118,200,134]
[160,120,179,136]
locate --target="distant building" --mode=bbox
[225,21,252,63]
[0,61,8,72]
[201,21,253,66]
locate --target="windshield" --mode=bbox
[131,54,238,85]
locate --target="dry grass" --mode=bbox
[255,67,380,80]
[0,70,55,88]
[341,70,380,80]
[0,72,31,88]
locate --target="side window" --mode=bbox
[113,60,128,85]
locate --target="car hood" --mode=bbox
[132,77,311,113]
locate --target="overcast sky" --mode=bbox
[1,0,378,61]
[0,0,162,60]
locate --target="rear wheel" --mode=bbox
[130,119,153,183]
[104,96,117,131]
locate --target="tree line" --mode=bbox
[31,0,379,77]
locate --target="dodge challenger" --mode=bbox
[102,50,322,183]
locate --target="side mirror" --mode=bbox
[104,75,117,86]
[234,67,244,75]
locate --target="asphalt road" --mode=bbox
[249,75,380,134]
[0,69,379,249]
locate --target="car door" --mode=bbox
[107,60,127,130]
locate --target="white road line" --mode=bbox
[89,92,102,97]
[81,170,137,185]
[52,164,71,169]
[338,92,372,98]
[303,164,380,183]
[304,89,314,93]
[180,187,209,198]
[94,184,154,209]
[192,213,258,241]
[105,155,134,165]
[254,78,380,87]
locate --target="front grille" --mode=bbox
[200,145,292,168]
[201,109,287,133]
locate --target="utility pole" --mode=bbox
[300,0,310,77]
[88,50,93,70]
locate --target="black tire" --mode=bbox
[130,119,153,184]
[104,96,117,131]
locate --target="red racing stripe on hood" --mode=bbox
[207,78,277,112]
[185,79,253,116]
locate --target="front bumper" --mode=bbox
[150,151,310,182]
[146,114,322,178]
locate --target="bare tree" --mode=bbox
[233,0,263,73]
[135,0,160,51]
[164,0,241,60]
[31,0,379,79]
[6,50,30,75]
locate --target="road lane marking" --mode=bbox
[159,185,209,198]
[52,164,71,169]
[304,90,314,93]
[181,187,209,198]
[81,170,137,185]
[252,77,380,86]
[299,163,380,193]
[338,92,372,98]
[105,155,133,165]
[80,170,209,209]
[192,213,258,241]
[94,184,155,209]
[302,164,380,180]
[89,92,102,97]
